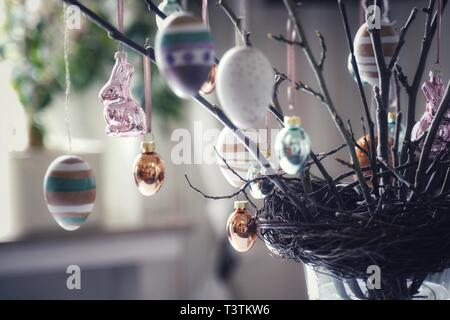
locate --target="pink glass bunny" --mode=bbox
[99,51,147,137]
[412,65,450,157]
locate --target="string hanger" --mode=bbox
[143,38,153,140]
[202,0,209,27]
[437,0,443,65]
[63,3,72,155]
[286,18,296,113]
[117,0,124,52]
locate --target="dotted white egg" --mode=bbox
[217,47,274,129]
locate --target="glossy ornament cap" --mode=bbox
[141,141,156,153]
[234,200,248,209]
[226,201,257,253]
[387,111,397,123]
[133,141,166,196]
[284,116,301,126]
[430,64,443,80]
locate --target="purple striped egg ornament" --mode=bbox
[155,12,215,98]
[43,155,96,231]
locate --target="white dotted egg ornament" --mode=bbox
[215,127,269,188]
[155,12,215,98]
[217,47,274,129]
[354,22,399,86]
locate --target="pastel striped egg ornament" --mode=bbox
[43,155,96,231]
[353,22,399,86]
[155,12,215,98]
[215,127,271,188]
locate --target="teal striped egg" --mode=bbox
[43,155,96,231]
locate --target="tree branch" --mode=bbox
[387,8,418,72]
[61,0,314,222]
[217,0,251,46]
[284,0,371,206]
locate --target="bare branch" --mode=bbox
[268,33,303,47]
[217,0,251,46]
[388,8,419,72]
[315,30,326,70]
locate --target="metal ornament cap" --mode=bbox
[141,141,156,153]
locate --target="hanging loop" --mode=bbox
[286,19,296,112]
[144,39,152,135]
[117,0,124,52]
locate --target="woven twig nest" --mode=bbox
[257,176,450,281]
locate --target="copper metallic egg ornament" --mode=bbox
[355,135,394,178]
[217,46,274,129]
[354,22,399,86]
[200,63,218,94]
[133,141,166,196]
[226,201,257,253]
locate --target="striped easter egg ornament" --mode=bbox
[43,155,96,231]
[155,12,215,98]
[216,127,268,188]
[354,22,399,86]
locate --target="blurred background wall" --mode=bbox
[0,0,448,299]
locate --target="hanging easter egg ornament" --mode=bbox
[275,116,311,175]
[355,134,394,179]
[44,156,96,231]
[200,63,217,94]
[217,47,274,129]
[247,151,274,199]
[226,201,257,253]
[155,0,184,29]
[155,12,215,98]
[216,127,264,188]
[354,22,399,86]
[133,141,166,196]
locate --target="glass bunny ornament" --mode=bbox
[99,51,147,137]
[412,65,450,157]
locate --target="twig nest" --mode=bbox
[217,46,274,129]
[155,12,215,98]
[354,22,398,86]
[258,177,450,282]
